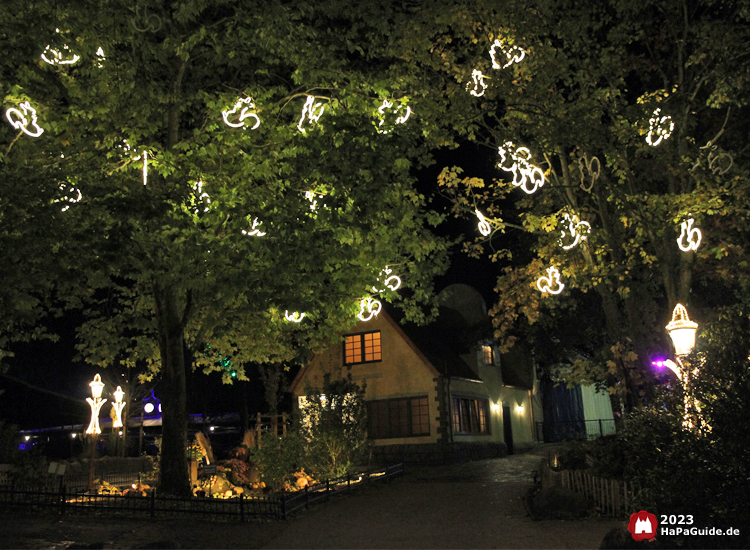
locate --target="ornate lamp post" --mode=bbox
[86,374,107,492]
[663,304,699,428]
[112,386,126,428]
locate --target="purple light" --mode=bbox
[651,359,666,368]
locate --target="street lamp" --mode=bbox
[86,374,107,492]
[662,304,700,428]
[112,386,126,428]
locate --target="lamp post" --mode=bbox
[86,374,107,492]
[111,386,126,457]
[664,304,699,428]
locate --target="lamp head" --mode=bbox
[90,373,105,399]
[666,304,698,356]
[114,386,124,404]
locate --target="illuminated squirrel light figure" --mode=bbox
[242,218,266,237]
[377,99,411,134]
[54,183,82,212]
[222,97,260,129]
[537,266,565,295]
[284,311,306,322]
[677,218,701,252]
[5,101,44,137]
[646,108,674,146]
[489,40,525,69]
[298,96,325,133]
[497,141,545,194]
[466,69,488,97]
[357,297,382,321]
[475,209,492,236]
[559,213,591,250]
[372,266,401,293]
[193,181,211,213]
[578,153,600,192]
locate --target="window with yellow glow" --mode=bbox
[452,397,490,434]
[344,331,382,364]
[482,345,493,365]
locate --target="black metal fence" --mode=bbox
[535,419,617,443]
[0,463,405,522]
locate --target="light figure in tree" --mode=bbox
[377,99,411,134]
[497,141,545,194]
[142,152,148,186]
[222,97,260,129]
[677,218,701,252]
[372,266,401,293]
[537,266,565,295]
[489,40,525,69]
[96,47,106,68]
[41,30,80,66]
[357,297,382,321]
[54,183,82,212]
[475,209,492,236]
[298,96,325,133]
[193,180,211,213]
[242,218,266,237]
[5,101,44,137]
[578,153,600,192]
[466,69,487,97]
[646,108,674,146]
[284,311,306,322]
[559,213,591,250]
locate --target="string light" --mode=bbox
[372,266,401,293]
[646,108,674,146]
[284,311,306,322]
[5,101,44,137]
[54,183,82,212]
[489,40,525,69]
[537,266,565,295]
[222,97,260,129]
[298,96,325,133]
[357,297,382,321]
[241,218,266,237]
[475,209,492,236]
[466,69,487,97]
[677,218,701,252]
[377,99,411,134]
[559,213,590,250]
[497,141,545,194]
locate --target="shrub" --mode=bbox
[251,430,306,491]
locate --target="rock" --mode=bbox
[530,486,591,518]
[599,526,644,549]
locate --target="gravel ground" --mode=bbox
[1,445,623,549]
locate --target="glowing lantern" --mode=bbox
[298,96,325,133]
[111,386,126,429]
[475,209,492,236]
[357,297,382,322]
[489,40,525,69]
[5,101,44,137]
[537,266,565,295]
[559,213,591,250]
[646,108,674,146]
[284,311,306,323]
[86,374,107,435]
[677,218,701,252]
[466,69,487,97]
[497,141,545,194]
[666,304,698,357]
[222,97,260,129]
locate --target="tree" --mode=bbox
[402,0,750,423]
[2,1,451,494]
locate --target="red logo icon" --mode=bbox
[628,510,658,541]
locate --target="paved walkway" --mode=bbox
[1,445,623,549]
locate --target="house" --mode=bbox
[288,284,539,464]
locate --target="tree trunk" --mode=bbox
[154,282,190,496]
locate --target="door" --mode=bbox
[502,404,514,455]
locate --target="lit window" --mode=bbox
[452,397,490,434]
[344,331,382,365]
[482,345,493,365]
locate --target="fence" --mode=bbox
[0,463,405,522]
[535,419,616,443]
[541,462,639,517]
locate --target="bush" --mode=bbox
[251,430,306,491]
[0,420,19,464]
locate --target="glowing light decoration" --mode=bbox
[142,152,148,185]
[357,297,382,322]
[497,141,545,194]
[222,97,260,129]
[85,374,107,435]
[536,266,565,295]
[96,47,106,68]
[54,183,82,212]
[489,40,526,69]
[677,218,701,252]
[376,99,411,134]
[646,108,674,146]
[559,213,591,250]
[41,43,80,65]
[666,303,698,357]
[111,386,126,429]
[284,311,306,323]
[372,266,401,293]
[242,218,266,237]
[466,69,487,97]
[298,96,325,133]
[5,101,44,137]
[475,209,492,236]
[193,180,211,213]
[131,4,162,33]
[578,153,601,192]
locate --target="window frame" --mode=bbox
[452,396,491,435]
[481,345,494,365]
[343,330,382,365]
[366,395,430,439]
